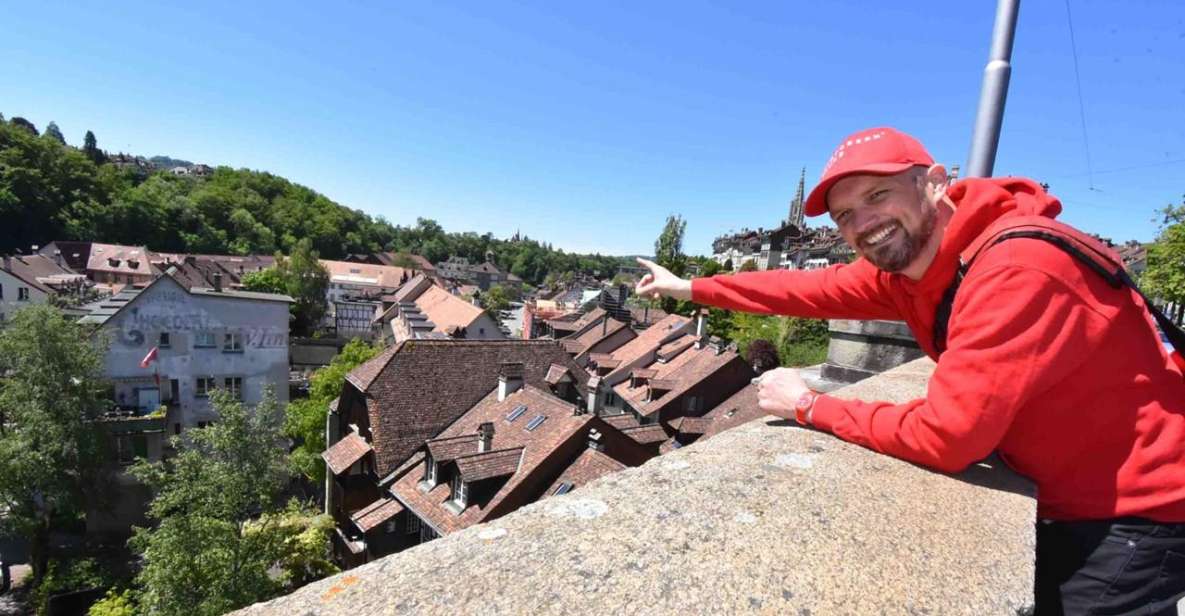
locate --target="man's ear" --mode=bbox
[924,163,948,203]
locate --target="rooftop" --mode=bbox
[235,358,1037,615]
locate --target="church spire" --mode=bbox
[789,167,806,228]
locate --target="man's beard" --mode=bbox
[861,205,937,273]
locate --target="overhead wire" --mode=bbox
[1064,0,1096,190]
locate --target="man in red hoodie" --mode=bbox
[636,127,1185,614]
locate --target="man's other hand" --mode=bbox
[635,258,693,302]
[755,368,811,420]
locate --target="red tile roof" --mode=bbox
[545,363,573,385]
[544,448,626,497]
[567,318,632,357]
[454,447,524,482]
[621,424,670,445]
[350,497,405,533]
[603,414,640,430]
[700,383,765,439]
[670,416,712,435]
[343,340,590,476]
[611,340,748,418]
[389,385,595,534]
[322,432,372,475]
[425,434,481,463]
[601,314,693,381]
[320,259,410,290]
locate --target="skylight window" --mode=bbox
[525,415,547,431]
[553,482,574,496]
[506,404,528,422]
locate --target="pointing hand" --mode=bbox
[634,258,693,302]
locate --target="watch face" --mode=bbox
[795,391,814,411]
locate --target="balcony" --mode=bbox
[233,358,1036,614]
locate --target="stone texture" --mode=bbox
[235,357,1036,616]
[821,319,926,384]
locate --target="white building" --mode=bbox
[79,273,292,434]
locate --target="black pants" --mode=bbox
[1035,517,1185,615]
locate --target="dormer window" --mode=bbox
[451,474,468,509]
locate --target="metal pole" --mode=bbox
[966,0,1021,178]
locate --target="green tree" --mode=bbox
[10,116,38,135]
[129,390,293,616]
[654,214,687,277]
[0,306,108,585]
[43,121,66,144]
[1142,197,1185,309]
[776,316,830,367]
[699,259,722,277]
[480,284,513,321]
[286,339,379,483]
[654,214,687,313]
[243,240,330,336]
[738,259,759,272]
[82,130,106,164]
[89,589,137,616]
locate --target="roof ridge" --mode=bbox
[452,445,525,461]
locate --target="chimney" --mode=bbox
[617,284,627,308]
[601,314,608,337]
[2,255,10,271]
[213,272,223,292]
[497,362,524,401]
[477,422,494,453]
[586,376,603,416]
[184,255,197,266]
[587,429,604,452]
[53,250,62,267]
[694,308,708,348]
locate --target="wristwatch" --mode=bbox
[793,390,819,426]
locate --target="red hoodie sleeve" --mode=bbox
[690,259,899,320]
[809,263,1105,473]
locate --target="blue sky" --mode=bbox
[3,1,1183,255]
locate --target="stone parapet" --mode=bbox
[821,319,925,384]
[235,357,1036,615]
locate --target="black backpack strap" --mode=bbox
[932,230,1185,356]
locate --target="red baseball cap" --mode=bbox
[803,127,934,217]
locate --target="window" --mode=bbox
[159,332,171,348]
[174,423,182,436]
[195,377,215,398]
[553,482,574,496]
[685,396,700,413]
[451,475,468,509]
[525,415,547,431]
[506,404,528,422]
[384,520,398,534]
[0,284,4,299]
[224,377,243,400]
[406,515,421,535]
[18,287,29,301]
[194,331,216,348]
[423,455,438,487]
[223,332,243,352]
[419,524,437,544]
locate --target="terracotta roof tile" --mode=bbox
[350,340,589,476]
[611,341,749,418]
[390,385,595,534]
[454,447,524,482]
[350,497,404,533]
[621,424,670,445]
[414,285,485,333]
[545,363,573,385]
[321,259,410,290]
[544,448,626,497]
[700,383,764,439]
[601,314,693,379]
[322,432,372,475]
[425,434,481,463]
[603,414,640,430]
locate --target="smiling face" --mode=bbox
[827,167,940,273]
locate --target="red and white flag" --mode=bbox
[139,346,159,369]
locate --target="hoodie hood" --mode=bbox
[903,177,1062,294]
[942,177,1063,255]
